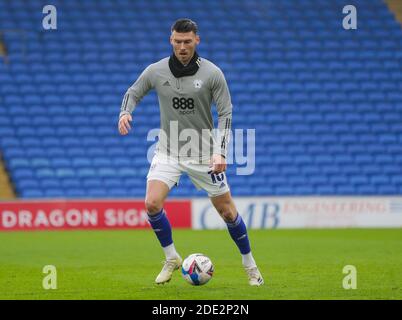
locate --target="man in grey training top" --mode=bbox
[118,18,264,286]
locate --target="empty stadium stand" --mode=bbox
[0,0,401,198]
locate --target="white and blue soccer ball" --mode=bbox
[181,253,214,286]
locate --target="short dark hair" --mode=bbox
[171,18,198,34]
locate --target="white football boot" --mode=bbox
[245,266,264,286]
[155,255,182,284]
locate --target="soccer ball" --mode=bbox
[181,253,214,286]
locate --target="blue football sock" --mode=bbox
[147,209,173,248]
[226,213,251,255]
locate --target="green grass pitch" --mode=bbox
[0,229,401,300]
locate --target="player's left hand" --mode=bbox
[209,154,227,174]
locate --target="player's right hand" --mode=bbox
[118,114,132,135]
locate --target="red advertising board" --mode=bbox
[0,200,192,231]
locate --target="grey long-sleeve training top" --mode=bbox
[119,56,233,163]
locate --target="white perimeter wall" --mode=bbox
[192,197,402,229]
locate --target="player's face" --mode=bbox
[170,31,200,65]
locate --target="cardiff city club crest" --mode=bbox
[193,79,203,89]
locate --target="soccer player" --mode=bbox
[118,19,264,286]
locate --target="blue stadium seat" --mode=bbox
[83,178,103,187]
[77,168,97,178]
[88,188,108,197]
[8,158,30,169]
[18,179,40,189]
[44,189,65,198]
[66,189,87,198]
[20,189,44,198]
[61,178,82,188]
[41,178,60,188]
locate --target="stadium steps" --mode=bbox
[0,37,8,63]
[386,0,402,24]
[0,156,16,199]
